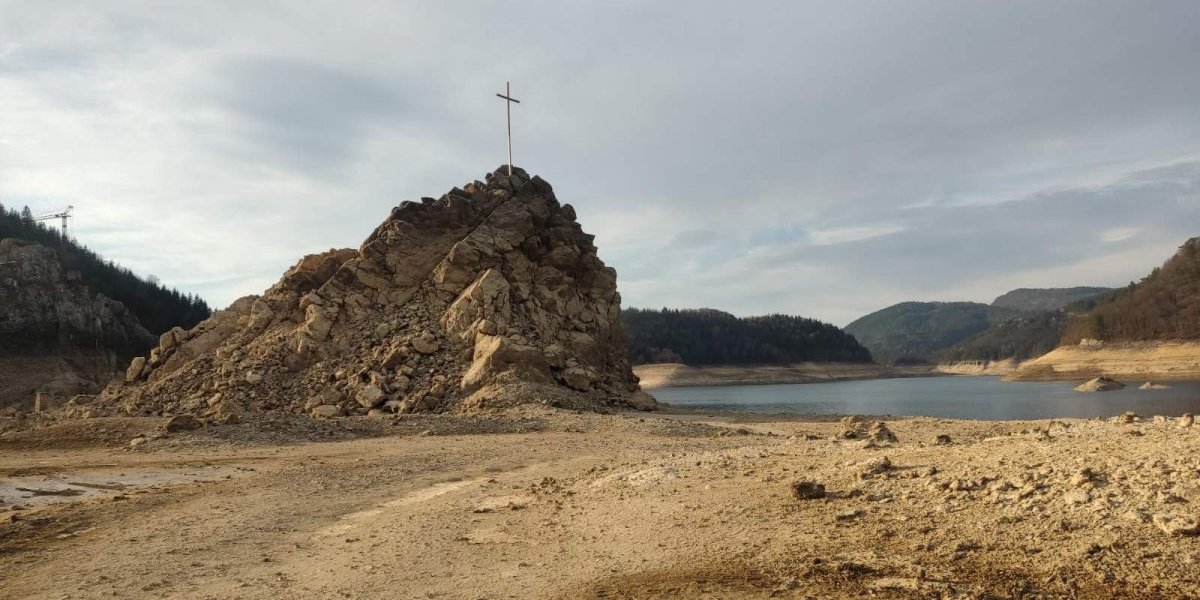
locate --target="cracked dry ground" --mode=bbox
[2,410,1199,599]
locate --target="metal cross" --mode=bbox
[495,81,520,176]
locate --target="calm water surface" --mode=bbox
[651,376,1200,420]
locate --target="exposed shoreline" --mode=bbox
[1007,341,1200,381]
[4,408,1199,598]
[633,361,939,389]
[934,359,1022,377]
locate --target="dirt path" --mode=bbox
[3,410,1199,599]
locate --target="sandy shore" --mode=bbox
[3,408,1199,599]
[1008,341,1200,381]
[634,362,937,389]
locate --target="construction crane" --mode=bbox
[33,205,73,238]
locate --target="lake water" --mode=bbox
[651,376,1200,420]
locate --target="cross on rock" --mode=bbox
[495,82,520,176]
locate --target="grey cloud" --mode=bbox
[193,56,409,174]
[1,1,1198,326]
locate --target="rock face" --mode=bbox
[0,239,155,409]
[0,239,152,354]
[1074,376,1126,392]
[100,166,655,418]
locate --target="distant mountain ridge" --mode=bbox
[621,308,872,366]
[843,301,1016,365]
[846,286,1114,365]
[991,287,1114,312]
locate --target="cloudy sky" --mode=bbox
[2,1,1198,325]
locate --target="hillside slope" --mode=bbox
[1010,238,1200,381]
[991,287,1114,312]
[0,239,157,409]
[1061,238,1200,343]
[0,204,210,335]
[936,310,1068,362]
[621,308,871,366]
[843,302,1017,365]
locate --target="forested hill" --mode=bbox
[991,287,1114,312]
[1061,237,1200,343]
[620,308,873,366]
[0,204,211,335]
[843,302,1016,365]
[936,310,1068,362]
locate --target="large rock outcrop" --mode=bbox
[0,238,155,409]
[99,167,655,419]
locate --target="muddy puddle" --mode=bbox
[0,465,251,508]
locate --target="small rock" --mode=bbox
[128,436,148,448]
[355,384,385,408]
[835,508,865,521]
[164,414,202,433]
[791,480,826,500]
[310,405,342,418]
[859,456,892,479]
[1064,489,1092,505]
[410,333,439,355]
[1179,413,1194,428]
[1069,468,1099,488]
[934,434,951,445]
[867,421,897,443]
[1152,514,1200,536]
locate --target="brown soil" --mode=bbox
[2,408,1199,599]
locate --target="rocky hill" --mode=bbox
[0,205,210,335]
[991,287,1113,312]
[0,238,156,409]
[621,308,872,365]
[91,166,655,422]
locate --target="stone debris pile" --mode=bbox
[98,166,656,420]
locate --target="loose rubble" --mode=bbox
[91,167,657,420]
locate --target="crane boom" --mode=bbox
[32,205,74,238]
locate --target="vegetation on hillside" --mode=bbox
[1062,238,1200,343]
[847,285,1116,364]
[0,203,211,335]
[621,308,872,366]
[938,310,1068,362]
[843,302,1018,365]
[991,287,1113,312]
